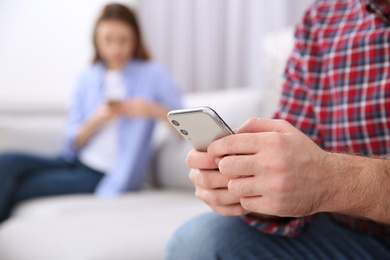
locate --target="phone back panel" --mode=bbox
[167,107,233,152]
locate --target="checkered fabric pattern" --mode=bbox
[244,0,390,241]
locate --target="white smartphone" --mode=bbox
[167,106,234,152]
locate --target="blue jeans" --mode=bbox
[0,152,104,222]
[165,212,390,260]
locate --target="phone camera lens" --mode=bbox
[180,129,188,135]
[172,120,180,126]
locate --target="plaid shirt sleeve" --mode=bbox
[274,3,321,144]
[239,4,321,237]
[240,214,316,237]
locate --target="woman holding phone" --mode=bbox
[0,3,182,223]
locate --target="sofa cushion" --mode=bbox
[0,190,209,260]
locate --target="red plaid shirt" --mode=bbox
[243,0,390,242]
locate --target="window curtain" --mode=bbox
[138,0,312,92]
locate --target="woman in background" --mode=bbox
[0,3,182,222]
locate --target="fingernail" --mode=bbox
[215,157,222,166]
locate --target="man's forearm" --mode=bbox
[321,152,390,224]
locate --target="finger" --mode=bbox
[227,176,264,197]
[208,133,264,157]
[186,149,218,169]
[189,169,230,189]
[240,196,263,213]
[209,204,250,217]
[218,155,259,176]
[195,187,241,206]
[240,196,283,217]
[236,118,296,134]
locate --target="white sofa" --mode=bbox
[0,28,293,260]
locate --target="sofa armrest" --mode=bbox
[0,110,66,156]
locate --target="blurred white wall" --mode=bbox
[0,0,138,107]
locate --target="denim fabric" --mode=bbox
[0,152,103,222]
[165,212,390,260]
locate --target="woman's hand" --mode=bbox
[91,103,123,125]
[121,98,160,118]
[74,103,122,148]
[121,98,183,136]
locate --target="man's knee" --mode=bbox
[165,212,240,260]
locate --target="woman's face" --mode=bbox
[96,19,136,69]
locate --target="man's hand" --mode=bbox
[187,149,250,216]
[208,118,332,217]
[187,117,390,223]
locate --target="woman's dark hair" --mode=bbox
[92,3,150,63]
